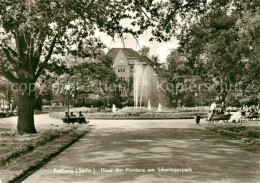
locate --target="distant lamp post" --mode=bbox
[65,84,71,123]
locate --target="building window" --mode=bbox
[119,77,125,81]
[130,66,134,72]
[118,69,125,73]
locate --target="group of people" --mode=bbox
[65,111,84,117]
[210,101,259,119]
[241,105,258,116]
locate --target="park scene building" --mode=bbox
[106,48,160,106]
[107,48,150,82]
[0,1,259,183]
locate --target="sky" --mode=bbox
[94,4,183,63]
[95,29,179,63]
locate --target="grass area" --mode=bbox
[0,127,89,183]
[206,125,260,139]
[206,124,260,152]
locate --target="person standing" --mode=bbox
[221,102,226,114]
[210,102,217,114]
[209,102,217,120]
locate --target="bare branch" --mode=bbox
[14,34,26,64]
[43,35,58,65]
[6,46,17,57]
[2,48,17,68]
[34,31,47,58]
[132,35,141,48]
[34,35,58,80]
[28,37,35,73]
[0,69,18,83]
[135,3,151,20]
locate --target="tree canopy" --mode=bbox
[178,1,260,84]
[163,0,260,105]
[0,0,159,133]
[0,0,154,84]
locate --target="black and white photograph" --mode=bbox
[0,0,259,182]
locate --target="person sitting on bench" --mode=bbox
[217,110,225,114]
[70,112,76,117]
[79,111,84,116]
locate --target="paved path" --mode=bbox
[17,115,260,183]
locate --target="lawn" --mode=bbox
[206,124,260,153]
[0,125,89,183]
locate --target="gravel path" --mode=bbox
[12,114,259,183]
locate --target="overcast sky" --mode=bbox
[96,28,179,63]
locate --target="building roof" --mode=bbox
[106,48,153,65]
[106,48,140,59]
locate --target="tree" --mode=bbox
[134,0,259,82]
[177,1,260,101]
[71,55,120,107]
[41,83,54,105]
[0,0,153,133]
[144,0,259,105]
[34,94,42,111]
[163,50,192,106]
[166,49,192,76]
[0,77,13,109]
[138,46,150,57]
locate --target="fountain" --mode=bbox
[133,64,159,108]
[9,102,13,112]
[147,99,151,110]
[158,103,162,112]
[112,104,116,113]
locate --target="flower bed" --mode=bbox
[83,111,207,119]
[49,107,209,119]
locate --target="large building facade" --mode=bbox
[106,48,158,103]
[106,48,149,82]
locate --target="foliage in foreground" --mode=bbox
[0,128,89,183]
[0,127,88,166]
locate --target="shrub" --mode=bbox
[244,129,259,138]
[226,94,241,108]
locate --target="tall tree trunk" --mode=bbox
[17,89,37,134]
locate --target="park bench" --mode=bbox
[62,112,89,124]
[0,112,6,118]
[238,111,260,122]
[208,113,232,123]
